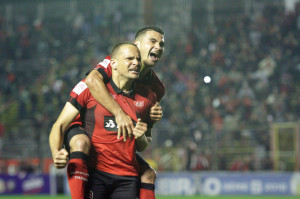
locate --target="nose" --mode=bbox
[155,42,162,50]
[132,58,140,66]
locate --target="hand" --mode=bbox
[133,118,148,139]
[53,149,69,169]
[115,111,134,141]
[150,102,163,123]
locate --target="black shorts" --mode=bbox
[63,124,88,153]
[87,169,139,199]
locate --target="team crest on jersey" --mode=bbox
[134,101,144,107]
[89,190,93,199]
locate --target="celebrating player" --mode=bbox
[85,26,165,199]
[51,25,165,199]
[50,42,157,199]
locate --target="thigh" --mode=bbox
[136,153,151,175]
[88,170,110,199]
[64,124,88,153]
[110,176,139,199]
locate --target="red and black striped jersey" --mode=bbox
[68,79,157,176]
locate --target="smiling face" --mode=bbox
[111,44,141,80]
[134,30,165,68]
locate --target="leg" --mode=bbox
[110,175,139,199]
[140,165,156,184]
[136,153,156,199]
[88,169,110,199]
[65,125,91,199]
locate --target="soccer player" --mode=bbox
[53,26,165,199]
[49,42,157,199]
[86,25,165,199]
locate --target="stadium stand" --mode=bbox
[1,0,300,174]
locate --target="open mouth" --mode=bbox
[150,52,160,62]
[129,68,139,74]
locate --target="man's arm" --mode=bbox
[136,134,149,152]
[150,102,163,124]
[85,70,134,141]
[49,102,80,169]
[133,119,150,152]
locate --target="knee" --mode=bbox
[69,134,91,155]
[141,167,156,184]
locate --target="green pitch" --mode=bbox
[0,195,299,199]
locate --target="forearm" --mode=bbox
[49,123,65,158]
[136,134,149,152]
[49,102,79,159]
[85,70,124,116]
[135,128,152,152]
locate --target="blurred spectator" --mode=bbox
[1,1,300,173]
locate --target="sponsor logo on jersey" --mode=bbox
[104,116,136,132]
[104,116,118,131]
[73,81,88,95]
[134,101,144,107]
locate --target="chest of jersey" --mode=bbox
[83,88,152,142]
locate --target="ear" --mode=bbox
[133,40,140,48]
[110,59,118,70]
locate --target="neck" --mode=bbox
[112,76,134,93]
[139,63,151,79]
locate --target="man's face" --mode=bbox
[116,45,141,80]
[135,30,165,68]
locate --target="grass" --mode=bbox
[0,195,299,199]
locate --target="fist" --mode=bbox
[53,149,69,169]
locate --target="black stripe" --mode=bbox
[70,151,89,162]
[98,68,109,83]
[86,69,92,76]
[69,96,83,111]
[140,183,155,190]
[64,125,87,152]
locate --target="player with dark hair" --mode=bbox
[50,42,157,199]
[52,25,165,199]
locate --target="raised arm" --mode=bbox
[85,70,134,141]
[49,102,79,168]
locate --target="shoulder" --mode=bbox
[71,79,90,96]
[95,55,111,69]
[151,70,164,85]
[150,70,165,100]
[135,83,157,102]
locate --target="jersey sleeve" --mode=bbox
[68,80,90,111]
[93,55,112,83]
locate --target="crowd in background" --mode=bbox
[1,2,300,173]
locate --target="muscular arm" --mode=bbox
[136,134,149,152]
[133,119,151,152]
[85,70,134,140]
[49,102,79,168]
